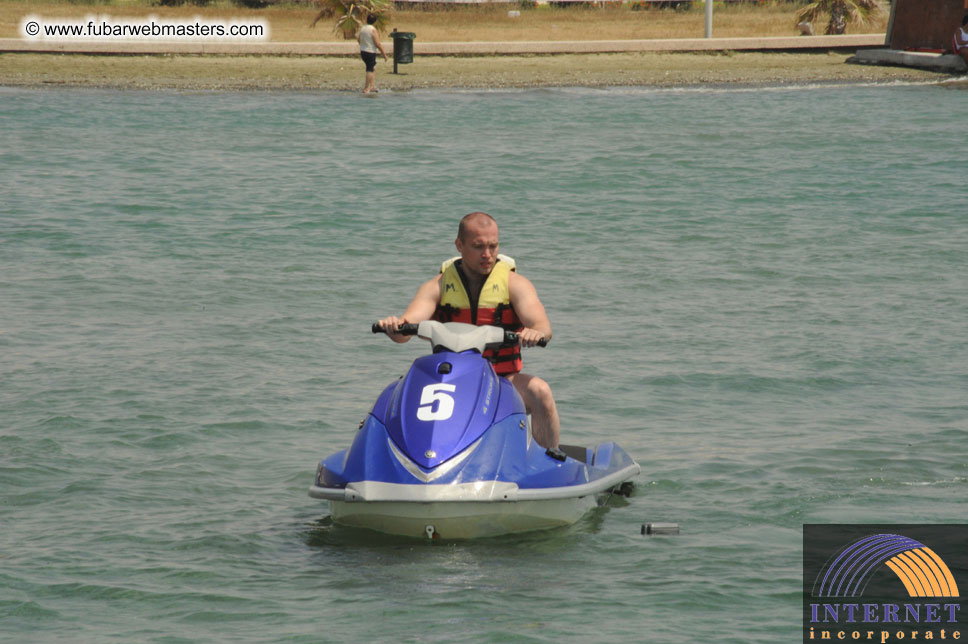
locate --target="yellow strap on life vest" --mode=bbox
[439,255,516,311]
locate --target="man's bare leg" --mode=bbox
[506,372,560,449]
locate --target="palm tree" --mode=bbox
[310,0,391,40]
[795,0,883,36]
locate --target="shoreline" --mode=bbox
[5,1,954,92]
[0,51,953,92]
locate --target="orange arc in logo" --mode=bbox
[884,547,960,598]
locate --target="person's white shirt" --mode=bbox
[359,25,378,54]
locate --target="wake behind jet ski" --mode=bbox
[308,321,640,539]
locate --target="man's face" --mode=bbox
[456,220,499,278]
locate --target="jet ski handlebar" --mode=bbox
[372,322,420,336]
[371,322,547,348]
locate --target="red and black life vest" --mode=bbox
[434,256,523,375]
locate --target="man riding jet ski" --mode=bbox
[376,211,558,449]
[309,213,640,539]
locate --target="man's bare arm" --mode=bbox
[508,272,552,347]
[376,275,441,343]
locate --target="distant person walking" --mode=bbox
[358,15,388,94]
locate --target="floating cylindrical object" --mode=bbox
[642,522,680,535]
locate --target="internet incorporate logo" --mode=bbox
[803,525,966,644]
[815,533,959,599]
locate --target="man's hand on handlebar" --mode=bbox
[375,316,418,343]
[376,316,406,334]
[516,327,547,348]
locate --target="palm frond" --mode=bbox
[844,0,882,27]
[317,0,391,40]
[793,0,884,34]
[795,1,825,25]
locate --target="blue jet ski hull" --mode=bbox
[308,394,640,539]
[309,323,640,539]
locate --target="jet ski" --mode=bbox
[308,320,641,539]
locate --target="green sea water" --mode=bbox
[2,82,967,643]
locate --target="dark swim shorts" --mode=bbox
[360,51,377,72]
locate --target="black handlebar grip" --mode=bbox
[372,322,419,336]
[504,331,548,347]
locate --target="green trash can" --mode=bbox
[391,30,415,74]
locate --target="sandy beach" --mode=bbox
[0,50,950,91]
[0,0,958,91]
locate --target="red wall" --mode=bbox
[889,0,967,50]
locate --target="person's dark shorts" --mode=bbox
[360,51,377,72]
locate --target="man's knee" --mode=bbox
[526,376,554,407]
